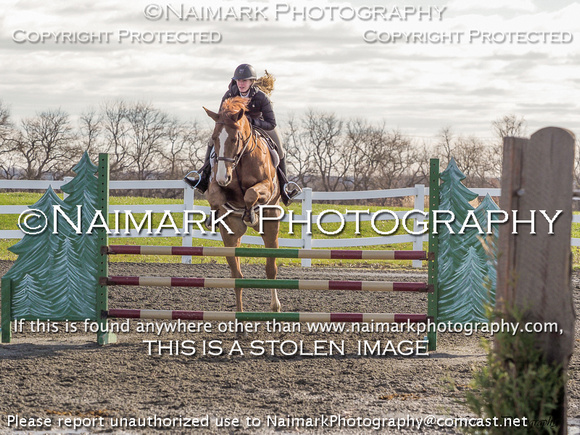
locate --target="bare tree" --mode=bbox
[376,129,421,189]
[435,127,497,187]
[79,108,103,155]
[14,109,76,179]
[414,141,435,186]
[161,118,207,179]
[102,100,132,178]
[287,115,422,192]
[490,114,527,178]
[435,126,455,167]
[0,100,10,132]
[185,129,211,176]
[303,110,348,191]
[0,100,19,179]
[492,114,527,139]
[283,114,315,186]
[345,119,386,190]
[454,135,497,187]
[124,102,169,179]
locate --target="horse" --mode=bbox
[203,97,282,313]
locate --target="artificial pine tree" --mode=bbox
[5,188,67,318]
[446,246,489,322]
[5,153,100,320]
[436,159,477,321]
[437,162,499,323]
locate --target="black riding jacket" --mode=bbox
[220,81,277,131]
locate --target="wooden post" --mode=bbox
[496,127,576,433]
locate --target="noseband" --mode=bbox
[215,122,254,170]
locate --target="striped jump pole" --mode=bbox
[104,276,432,292]
[106,309,430,323]
[106,245,428,261]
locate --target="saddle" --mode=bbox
[252,126,281,168]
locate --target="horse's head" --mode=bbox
[204,97,250,187]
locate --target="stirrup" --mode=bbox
[183,170,201,189]
[283,181,302,200]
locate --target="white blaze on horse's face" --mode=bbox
[215,127,231,186]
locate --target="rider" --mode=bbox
[186,63,300,206]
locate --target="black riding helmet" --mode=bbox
[232,64,257,80]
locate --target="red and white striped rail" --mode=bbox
[106,309,430,323]
[103,276,431,292]
[107,245,428,261]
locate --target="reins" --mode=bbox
[215,121,256,171]
[214,117,275,204]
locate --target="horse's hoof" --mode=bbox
[204,215,213,230]
[242,211,258,227]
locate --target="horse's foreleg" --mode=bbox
[207,182,227,229]
[242,181,273,227]
[261,211,281,313]
[224,255,243,312]
[267,260,281,312]
[219,211,247,312]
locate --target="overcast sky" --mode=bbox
[1,0,579,140]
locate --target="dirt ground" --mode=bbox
[1,259,580,434]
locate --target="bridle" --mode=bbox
[215,121,255,170]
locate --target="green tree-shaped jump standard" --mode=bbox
[61,152,101,282]
[437,160,498,323]
[5,153,100,320]
[474,194,500,296]
[5,188,70,318]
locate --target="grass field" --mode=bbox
[0,192,429,269]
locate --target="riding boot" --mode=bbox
[184,145,212,193]
[277,156,301,206]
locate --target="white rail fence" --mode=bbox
[0,180,577,267]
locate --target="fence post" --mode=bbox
[412,184,425,268]
[301,188,313,267]
[182,182,195,264]
[496,127,575,432]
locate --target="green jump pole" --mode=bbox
[96,153,116,345]
[1,277,13,343]
[427,158,440,351]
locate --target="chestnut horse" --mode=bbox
[203,97,282,312]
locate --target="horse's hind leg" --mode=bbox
[260,211,281,313]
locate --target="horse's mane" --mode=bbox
[220,97,249,118]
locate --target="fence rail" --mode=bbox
[1,179,577,265]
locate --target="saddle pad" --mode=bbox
[268,146,280,168]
